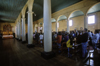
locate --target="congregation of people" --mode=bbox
[0,28,100,59]
[33,28,100,59]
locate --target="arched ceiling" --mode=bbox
[0,0,27,23]
[87,3,100,14]
[58,15,67,21]
[69,11,84,19]
[0,0,82,23]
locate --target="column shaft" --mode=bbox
[22,18,26,41]
[16,26,18,38]
[27,12,33,44]
[17,23,19,39]
[44,0,52,52]
[67,20,69,33]
[84,16,88,29]
[18,22,22,40]
[56,22,58,32]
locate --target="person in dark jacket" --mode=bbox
[35,32,39,44]
[81,28,88,58]
[0,32,2,40]
[76,32,82,44]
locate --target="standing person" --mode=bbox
[81,28,88,58]
[99,31,100,43]
[54,32,57,39]
[13,32,15,38]
[74,29,78,38]
[66,34,73,57]
[92,31,99,50]
[35,32,39,44]
[91,31,94,36]
[0,31,2,40]
[76,32,82,44]
[88,30,92,46]
[62,31,65,40]
[33,33,35,40]
[39,33,44,46]
[88,30,92,39]
[57,32,62,53]
[61,33,69,48]
[52,32,56,45]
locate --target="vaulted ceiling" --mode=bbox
[0,0,84,23]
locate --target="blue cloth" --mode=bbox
[99,37,100,43]
[81,42,88,58]
[57,43,61,48]
[92,33,99,49]
[92,43,97,49]
[68,48,72,57]
[64,36,69,42]
[57,43,61,53]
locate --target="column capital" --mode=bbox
[27,0,34,11]
[22,17,26,20]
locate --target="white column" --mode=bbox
[17,23,19,39]
[42,23,44,33]
[27,11,33,44]
[16,24,18,38]
[67,19,70,33]
[84,16,88,29]
[56,22,58,32]
[22,18,26,42]
[44,0,52,52]
[18,21,22,40]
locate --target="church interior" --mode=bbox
[0,0,100,66]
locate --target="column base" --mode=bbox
[18,39,22,41]
[41,51,55,60]
[27,44,35,48]
[16,38,19,40]
[22,41,27,44]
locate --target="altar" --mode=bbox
[1,24,14,39]
[2,32,13,39]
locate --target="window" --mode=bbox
[88,15,95,24]
[69,20,72,26]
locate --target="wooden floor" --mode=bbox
[0,39,100,66]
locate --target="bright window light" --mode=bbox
[88,15,95,24]
[69,20,72,26]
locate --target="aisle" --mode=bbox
[0,39,100,66]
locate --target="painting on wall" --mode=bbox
[3,24,12,32]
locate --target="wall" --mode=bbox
[52,22,56,31]
[33,0,99,33]
[70,16,84,31]
[51,11,100,32]
[87,12,100,33]
[58,20,67,31]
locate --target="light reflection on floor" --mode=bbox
[85,59,94,66]
[85,50,94,66]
